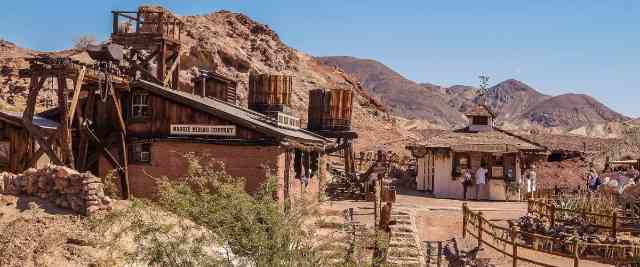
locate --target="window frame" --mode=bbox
[130,91,152,121]
[130,143,152,164]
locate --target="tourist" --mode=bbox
[526,165,537,194]
[475,164,488,200]
[587,169,600,191]
[461,167,472,200]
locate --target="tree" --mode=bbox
[73,35,97,50]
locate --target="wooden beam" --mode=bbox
[109,82,127,134]
[131,62,163,85]
[22,75,63,166]
[163,51,180,87]
[84,125,122,170]
[68,66,86,126]
[27,147,45,168]
[57,73,75,168]
[119,131,130,200]
[77,89,96,171]
[157,40,167,83]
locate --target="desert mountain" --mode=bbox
[318,56,629,132]
[522,93,628,128]
[479,79,551,121]
[316,56,466,127]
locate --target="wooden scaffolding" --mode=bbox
[111,6,183,90]
[21,56,132,199]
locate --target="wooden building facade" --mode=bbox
[407,105,547,200]
[99,80,330,201]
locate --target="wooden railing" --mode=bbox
[528,198,640,235]
[462,203,640,266]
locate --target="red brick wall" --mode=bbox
[99,141,323,203]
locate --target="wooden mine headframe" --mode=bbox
[21,56,132,199]
[111,7,183,90]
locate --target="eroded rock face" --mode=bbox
[0,165,112,215]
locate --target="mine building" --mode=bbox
[116,75,330,201]
[9,6,332,204]
[0,110,58,172]
[406,105,547,200]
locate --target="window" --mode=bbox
[131,92,151,120]
[472,116,489,126]
[130,143,151,164]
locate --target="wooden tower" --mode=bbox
[307,88,358,178]
[111,6,183,90]
[21,56,132,199]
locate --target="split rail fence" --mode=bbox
[463,203,640,266]
[528,198,640,235]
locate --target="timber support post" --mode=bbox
[550,204,556,228]
[511,224,518,267]
[573,240,580,267]
[477,211,484,248]
[462,203,468,238]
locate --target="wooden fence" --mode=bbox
[528,199,640,235]
[462,203,640,266]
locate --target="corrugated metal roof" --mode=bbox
[132,80,330,146]
[0,110,59,130]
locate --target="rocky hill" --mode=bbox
[0,8,412,153]
[316,56,466,127]
[522,93,628,128]
[318,56,629,134]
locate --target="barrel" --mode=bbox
[248,73,293,113]
[308,88,353,131]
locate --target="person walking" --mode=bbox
[475,164,488,200]
[461,168,472,200]
[526,165,537,196]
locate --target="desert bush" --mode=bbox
[91,155,347,266]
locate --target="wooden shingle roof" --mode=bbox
[132,80,331,148]
[414,127,546,152]
[464,104,496,118]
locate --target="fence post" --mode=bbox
[478,211,484,248]
[511,225,518,267]
[573,240,580,267]
[462,203,468,238]
[611,212,617,238]
[550,204,556,228]
[437,241,442,267]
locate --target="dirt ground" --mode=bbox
[320,187,614,267]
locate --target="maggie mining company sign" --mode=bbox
[170,124,236,136]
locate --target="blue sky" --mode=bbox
[1,1,638,117]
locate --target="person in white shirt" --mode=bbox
[475,164,488,200]
[526,165,537,194]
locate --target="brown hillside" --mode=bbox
[522,93,629,128]
[316,56,466,127]
[0,8,409,153]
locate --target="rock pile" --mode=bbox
[0,165,112,215]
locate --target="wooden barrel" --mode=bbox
[308,88,353,131]
[248,73,293,113]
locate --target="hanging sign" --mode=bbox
[170,124,236,136]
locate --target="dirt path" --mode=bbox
[321,189,613,266]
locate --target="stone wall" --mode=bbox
[0,165,112,215]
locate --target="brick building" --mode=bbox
[106,80,331,202]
